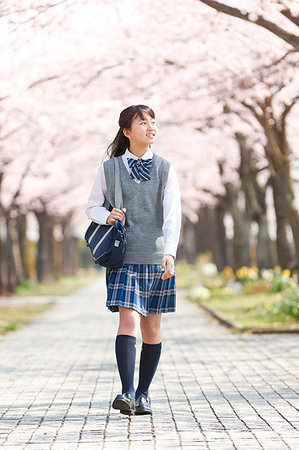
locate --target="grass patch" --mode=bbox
[13,268,102,297]
[176,253,215,289]
[198,292,299,331]
[0,304,53,335]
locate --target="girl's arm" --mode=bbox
[162,164,182,260]
[85,164,111,225]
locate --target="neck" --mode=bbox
[128,143,151,158]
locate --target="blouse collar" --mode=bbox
[124,148,153,160]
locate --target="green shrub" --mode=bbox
[271,274,294,292]
[189,285,210,300]
[175,261,200,289]
[14,279,36,294]
[270,288,299,319]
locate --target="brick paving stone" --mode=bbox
[0,276,298,449]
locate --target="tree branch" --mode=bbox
[198,0,299,51]
[0,123,26,141]
[241,101,265,128]
[282,95,299,122]
[280,7,299,27]
[281,95,299,139]
[0,0,69,19]
[28,74,63,89]
[259,49,296,70]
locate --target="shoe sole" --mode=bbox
[135,408,152,415]
[112,398,134,411]
[120,409,135,416]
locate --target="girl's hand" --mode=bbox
[106,208,126,225]
[161,254,175,280]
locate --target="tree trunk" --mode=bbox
[265,111,298,269]
[276,162,299,270]
[218,159,251,269]
[196,205,213,255]
[214,203,229,270]
[270,176,295,269]
[16,213,29,280]
[34,209,57,282]
[196,205,229,270]
[242,94,299,270]
[256,214,276,268]
[177,215,198,262]
[61,217,78,276]
[231,207,251,269]
[1,210,19,293]
[236,133,276,269]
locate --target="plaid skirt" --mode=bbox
[105,263,176,317]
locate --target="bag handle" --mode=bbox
[114,157,126,226]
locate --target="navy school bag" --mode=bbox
[84,157,127,269]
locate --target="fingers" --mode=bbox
[161,255,175,279]
[107,207,126,225]
[161,270,173,280]
[161,269,174,280]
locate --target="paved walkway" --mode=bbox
[0,276,298,449]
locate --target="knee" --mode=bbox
[141,321,161,343]
[121,317,138,332]
[118,309,140,335]
[142,321,160,335]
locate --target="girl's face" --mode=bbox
[124,112,158,146]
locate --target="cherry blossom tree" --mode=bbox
[0,0,298,291]
[198,0,299,50]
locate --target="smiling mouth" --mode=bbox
[147,134,155,137]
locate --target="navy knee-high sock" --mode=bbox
[115,334,136,397]
[135,342,162,399]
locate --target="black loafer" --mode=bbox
[120,409,135,416]
[112,393,135,413]
[135,396,152,415]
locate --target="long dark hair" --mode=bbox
[105,104,155,159]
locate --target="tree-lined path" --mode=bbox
[0,278,298,449]
[1,1,299,295]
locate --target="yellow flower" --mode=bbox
[235,266,259,280]
[236,266,249,278]
[222,266,234,278]
[248,267,259,280]
[281,269,291,278]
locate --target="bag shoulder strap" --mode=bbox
[114,157,125,225]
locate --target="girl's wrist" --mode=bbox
[165,253,175,259]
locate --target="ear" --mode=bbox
[123,128,130,139]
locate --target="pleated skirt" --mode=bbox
[105,263,176,317]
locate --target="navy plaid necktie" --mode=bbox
[127,157,153,181]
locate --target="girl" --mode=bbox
[86,104,181,416]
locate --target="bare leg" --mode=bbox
[117,306,140,336]
[140,312,162,344]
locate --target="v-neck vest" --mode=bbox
[103,152,171,264]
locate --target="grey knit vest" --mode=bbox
[103,152,171,264]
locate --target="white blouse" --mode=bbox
[86,148,181,260]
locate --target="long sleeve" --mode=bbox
[85,164,111,225]
[162,164,181,260]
